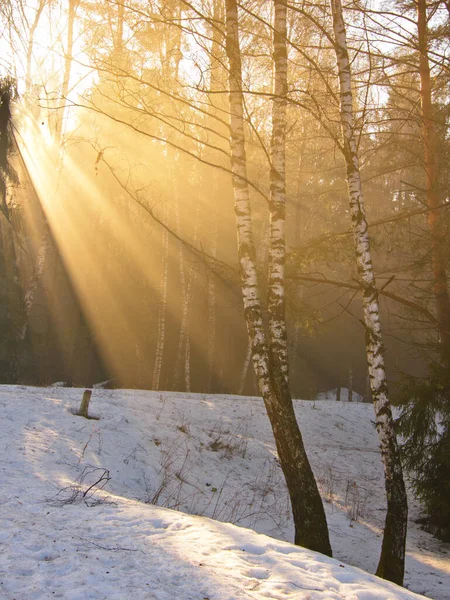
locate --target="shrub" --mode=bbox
[395,363,450,541]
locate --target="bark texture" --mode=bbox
[330,0,407,584]
[268,0,289,385]
[225,0,331,555]
[78,389,92,418]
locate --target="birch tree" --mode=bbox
[225,0,331,555]
[268,0,289,387]
[206,0,226,392]
[152,202,170,390]
[55,0,80,143]
[329,0,407,584]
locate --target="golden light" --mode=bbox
[8,0,238,390]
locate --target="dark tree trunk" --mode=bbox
[225,0,331,556]
[417,0,450,369]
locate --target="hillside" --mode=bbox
[0,386,448,599]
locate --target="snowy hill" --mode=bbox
[0,386,448,599]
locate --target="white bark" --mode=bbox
[152,202,170,390]
[55,0,79,145]
[206,207,218,391]
[25,1,46,93]
[225,0,331,555]
[225,0,271,400]
[239,217,269,395]
[330,0,407,583]
[268,0,289,385]
[173,189,188,388]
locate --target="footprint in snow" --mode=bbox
[33,549,60,562]
[333,570,360,584]
[240,544,266,555]
[267,544,300,555]
[245,568,269,580]
[148,519,169,530]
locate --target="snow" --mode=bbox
[316,388,364,403]
[0,386,448,599]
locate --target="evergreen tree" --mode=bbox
[396,363,450,541]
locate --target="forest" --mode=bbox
[0,0,447,395]
[0,0,449,592]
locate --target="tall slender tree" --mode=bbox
[152,201,170,390]
[55,0,80,143]
[225,0,331,555]
[268,0,289,388]
[329,0,408,584]
[417,0,450,368]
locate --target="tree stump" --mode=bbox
[79,389,92,418]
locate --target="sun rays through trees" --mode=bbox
[0,0,449,584]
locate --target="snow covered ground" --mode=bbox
[0,386,448,599]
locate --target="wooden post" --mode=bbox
[79,389,92,418]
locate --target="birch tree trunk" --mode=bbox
[417,0,450,369]
[207,0,227,392]
[268,0,289,386]
[152,202,170,390]
[238,218,269,395]
[173,182,188,389]
[330,0,407,584]
[25,1,46,93]
[173,196,198,392]
[225,0,331,555]
[55,0,79,145]
[206,210,218,391]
